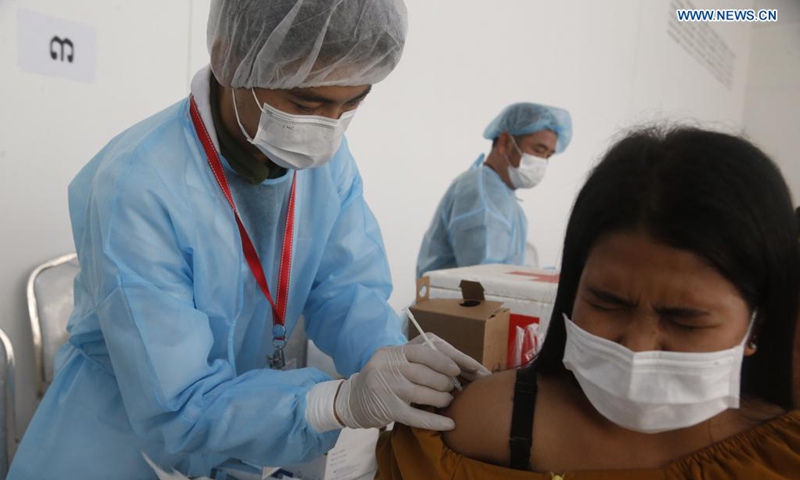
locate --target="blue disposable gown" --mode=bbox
[9,71,405,479]
[416,156,528,278]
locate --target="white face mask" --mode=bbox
[232,89,355,170]
[562,312,754,434]
[506,137,547,189]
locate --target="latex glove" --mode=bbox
[408,332,491,381]
[334,337,489,431]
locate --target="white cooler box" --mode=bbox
[424,264,559,368]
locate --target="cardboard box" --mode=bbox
[424,264,558,368]
[267,428,379,480]
[409,277,510,371]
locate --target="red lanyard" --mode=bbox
[189,96,296,353]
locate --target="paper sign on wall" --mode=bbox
[17,8,97,84]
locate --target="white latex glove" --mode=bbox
[333,334,490,431]
[408,333,491,381]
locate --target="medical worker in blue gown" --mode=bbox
[9,1,490,478]
[416,103,572,278]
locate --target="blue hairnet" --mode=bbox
[483,103,573,154]
[208,0,408,89]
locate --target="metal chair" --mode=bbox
[26,253,79,398]
[525,241,540,269]
[0,328,16,479]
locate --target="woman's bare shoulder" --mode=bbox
[440,369,518,466]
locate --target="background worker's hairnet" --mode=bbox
[483,103,573,154]
[208,0,408,90]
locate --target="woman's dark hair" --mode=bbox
[535,126,800,409]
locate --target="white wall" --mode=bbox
[1,0,760,437]
[744,0,800,198]
[347,0,755,312]
[0,0,193,436]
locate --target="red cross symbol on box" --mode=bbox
[507,271,560,283]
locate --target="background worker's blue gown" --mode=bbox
[417,156,528,278]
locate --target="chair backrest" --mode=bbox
[0,328,16,479]
[525,241,540,269]
[26,253,79,398]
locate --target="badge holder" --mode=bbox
[269,324,287,370]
